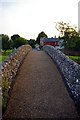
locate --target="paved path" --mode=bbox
[3,50,79,119]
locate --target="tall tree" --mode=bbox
[13,37,28,48]
[2,35,10,51]
[55,21,76,37]
[36,31,48,45]
[28,39,36,48]
[11,34,20,41]
[11,34,20,48]
[55,21,80,50]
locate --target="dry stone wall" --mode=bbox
[0,45,32,84]
[43,45,80,102]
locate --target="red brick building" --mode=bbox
[40,37,59,47]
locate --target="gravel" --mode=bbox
[3,50,79,119]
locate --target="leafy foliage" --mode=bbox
[11,34,20,41]
[56,21,80,51]
[36,31,48,45]
[28,39,36,48]
[2,79,11,112]
[13,37,28,48]
[0,50,13,63]
[11,34,29,48]
[2,35,11,51]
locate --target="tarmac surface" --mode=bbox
[3,50,79,119]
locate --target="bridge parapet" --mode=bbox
[0,45,32,112]
[0,45,32,92]
[43,45,80,102]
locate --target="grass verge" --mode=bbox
[0,50,13,63]
[68,56,80,64]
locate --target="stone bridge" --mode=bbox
[1,45,80,119]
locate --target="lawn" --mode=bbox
[0,50,13,64]
[68,55,80,64]
[0,55,7,63]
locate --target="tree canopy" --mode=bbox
[2,34,11,51]
[28,39,36,48]
[11,34,29,48]
[36,31,48,45]
[55,21,80,51]
[55,21,77,36]
[11,34,20,41]
[13,37,28,48]
[1,34,29,50]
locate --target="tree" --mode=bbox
[11,34,20,48]
[55,21,80,51]
[36,31,48,45]
[64,28,80,50]
[8,39,14,49]
[0,34,3,50]
[2,35,10,51]
[13,37,28,48]
[55,21,77,36]
[28,39,36,48]
[11,34,20,41]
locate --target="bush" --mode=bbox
[28,39,36,48]
[13,37,28,48]
[2,79,10,113]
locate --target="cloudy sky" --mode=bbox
[0,0,79,39]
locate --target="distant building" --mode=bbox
[40,37,64,49]
[40,37,59,47]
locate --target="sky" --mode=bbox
[0,0,79,39]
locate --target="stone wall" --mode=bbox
[0,45,32,85]
[43,45,80,102]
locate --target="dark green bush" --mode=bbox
[2,79,10,113]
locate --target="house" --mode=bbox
[40,37,59,47]
[40,37,64,49]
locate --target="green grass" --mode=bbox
[0,55,7,63]
[68,55,80,63]
[0,55,2,63]
[0,50,13,63]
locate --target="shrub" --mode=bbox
[2,79,10,113]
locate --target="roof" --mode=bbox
[43,37,59,42]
